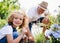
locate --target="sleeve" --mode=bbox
[2,25,13,35]
[27,8,34,19]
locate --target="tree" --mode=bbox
[0,0,20,19]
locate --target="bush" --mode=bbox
[35,33,46,43]
[0,0,20,19]
[0,19,6,28]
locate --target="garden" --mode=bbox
[0,0,60,43]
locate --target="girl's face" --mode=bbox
[13,14,23,27]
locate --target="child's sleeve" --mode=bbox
[2,26,13,35]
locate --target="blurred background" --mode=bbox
[0,0,60,43]
[19,0,60,16]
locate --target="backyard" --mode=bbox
[0,0,60,43]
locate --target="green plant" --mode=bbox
[57,13,60,25]
[0,19,6,28]
[0,0,20,19]
[35,33,46,43]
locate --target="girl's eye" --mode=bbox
[15,17,18,19]
[14,17,23,20]
[20,18,23,20]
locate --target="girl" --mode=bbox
[0,10,34,43]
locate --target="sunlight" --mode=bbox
[18,0,60,16]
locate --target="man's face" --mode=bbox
[37,6,45,14]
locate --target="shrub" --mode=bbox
[0,19,6,28]
[35,33,46,43]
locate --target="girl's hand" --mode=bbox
[22,29,27,35]
[28,36,34,41]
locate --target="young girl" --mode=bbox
[0,10,34,43]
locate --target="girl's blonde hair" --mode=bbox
[8,10,28,28]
